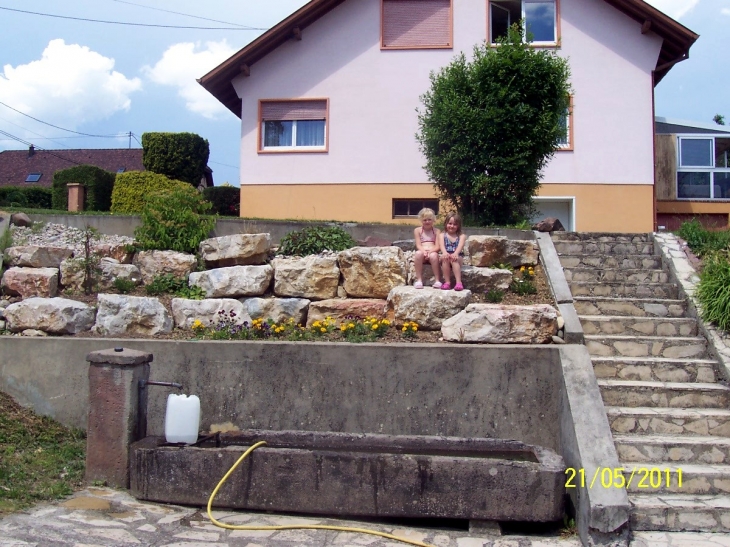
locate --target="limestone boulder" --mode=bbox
[10,212,31,227]
[133,250,197,285]
[92,243,134,263]
[242,297,310,325]
[339,247,407,299]
[199,233,271,267]
[4,297,95,334]
[441,303,558,343]
[385,286,472,331]
[271,256,340,300]
[307,298,387,327]
[93,294,172,336]
[532,217,565,232]
[1,267,58,298]
[171,298,250,330]
[461,266,513,293]
[189,265,273,298]
[466,236,539,267]
[60,257,141,292]
[5,246,73,268]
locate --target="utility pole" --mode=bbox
[128,132,132,149]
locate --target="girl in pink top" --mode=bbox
[413,208,442,289]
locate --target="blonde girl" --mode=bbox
[413,208,442,289]
[439,212,466,291]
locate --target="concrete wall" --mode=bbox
[26,213,534,243]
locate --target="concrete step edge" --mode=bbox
[605,406,730,418]
[613,434,730,445]
[581,316,698,324]
[598,380,729,391]
[574,296,685,304]
[586,334,705,342]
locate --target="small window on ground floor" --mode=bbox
[393,199,439,218]
[259,99,328,152]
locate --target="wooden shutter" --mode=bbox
[382,0,451,48]
[261,100,327,121]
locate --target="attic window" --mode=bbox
[25,173,42,183]
[117,168,126,174]
[381,0,452,49]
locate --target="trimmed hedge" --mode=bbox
[52,165,116,211]
[111,171,191,214]
[0,186,53,209]
[203,186,240,216]
[142,132,210,187]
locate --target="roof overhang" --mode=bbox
[199,0,698,118]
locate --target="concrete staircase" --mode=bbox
[553,232,730,533]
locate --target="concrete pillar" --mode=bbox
[86,347,153,488]
[67,183,84,212]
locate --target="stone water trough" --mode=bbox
[130,429,565,523]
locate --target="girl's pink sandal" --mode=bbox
[454,283,464,291]
[441,283,451,290]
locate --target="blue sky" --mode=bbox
[0,0,726,186]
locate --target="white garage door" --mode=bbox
[531,198,574,231]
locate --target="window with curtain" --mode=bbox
[260,99,328,151]
[381,0,452,49]
[489,0,558,44]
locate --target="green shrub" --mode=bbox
[677,219,730,257]
[485,289,504,303]
[697,251,730,332]
[134,186,215,254]
[145,273,204,299]
[142,132,209,186]
[277,226,356,256]
[203,186,240,216]
[510,278,537,295]
[52,165,115,211]
[110,171,190,214]
[112,277,136,294]
[0,186,52,209]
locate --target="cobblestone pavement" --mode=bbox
[2,488,730,546]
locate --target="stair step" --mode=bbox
[614,435,730,464]
[623,463,730,495]
[598,380,730,409]
[586,335,707,359]
[581,316,698,337]
[592,356,716,383]
[554,240,655,255]
[564,267,669,284]
[560,254,663,269]
[607,407,730,438]
[551,232,652,243]
[574,297,687,318]
[630,493,730,532]
[571,281,678,299]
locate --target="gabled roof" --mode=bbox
[199,0,698,118]
[0,147,144,188]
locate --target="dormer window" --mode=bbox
[25,173,42,183]
[117,168,126,174]
[489,0,558,45]
[381,0,453,49]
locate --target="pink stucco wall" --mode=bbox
[233,0,663,186]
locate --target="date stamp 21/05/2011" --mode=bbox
[565,467,683,490]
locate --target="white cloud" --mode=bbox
[143,41,236,119]
[722,7,730,16]
[0,39,141,133]
[644,0,701,20]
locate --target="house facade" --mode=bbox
[200,0,696,231]
[655,117,730,230]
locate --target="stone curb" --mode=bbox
[654,232,730,383]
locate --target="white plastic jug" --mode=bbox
[164,394,200,444]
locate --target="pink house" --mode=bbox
[200,0,696,232]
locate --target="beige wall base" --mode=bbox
[657,200,730,216]
[240,183,654,232]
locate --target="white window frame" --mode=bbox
[489,0,558,46]
[676,134,730,200]
[261,119,327,151]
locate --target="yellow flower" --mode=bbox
[313,321,321,328]
[520,266,525,272]
[320,327,326,333]
[348,323,355,328]
[412,326,418,332]
[382,319,390,325]
[340,325,347,332]
[372,324,378,330]
[402,326,407,332]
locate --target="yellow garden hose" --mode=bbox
[207,440,435,547]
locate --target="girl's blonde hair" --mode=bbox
[444,212,463,235]
[417,208,436,221]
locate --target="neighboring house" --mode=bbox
[0,146,145,188]
[199,0,697,231]
[655,117,730,230]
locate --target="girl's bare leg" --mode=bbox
[428,251,441,283]
[441,256,452,285]
[414,250,426,282]
[452,258,463,285]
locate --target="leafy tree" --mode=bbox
[417,25,571,226]
[714,114,726,126]
[141,132,210,187]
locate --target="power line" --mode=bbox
[209,160,239,170]
[109,0,256,29]
[0,113,72,149]
[0,101,127,138]
[0,129,83,166]
[0,6,267,30]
